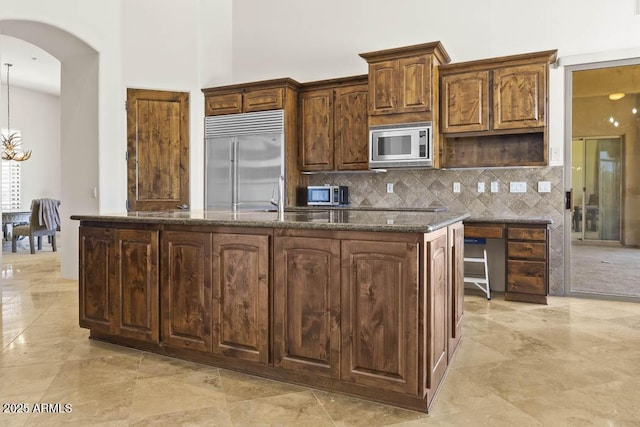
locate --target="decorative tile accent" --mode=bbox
[308,166,566,295]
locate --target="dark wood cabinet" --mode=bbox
[493,63,546,130]
[212,233,270,364]
[422,229,448,399]
[77,220,464,413]
[79,226,159,342]
[204,85,286,116]
[441,71,490,133]
[440,50,557,168]
[161,230,212,352]
[359,42,450,169]
[273,234,341,378]
[506,225,549,304]
[447,222,464,361]
[299,76,368,171]
[341,239,419,395]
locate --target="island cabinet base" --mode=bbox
[78,222,464,413]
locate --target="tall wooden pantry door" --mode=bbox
[126,89,189,211]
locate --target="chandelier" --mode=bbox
[2,63,31,161]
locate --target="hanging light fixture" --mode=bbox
[2,63,31,161]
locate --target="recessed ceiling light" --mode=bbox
[609,93,625,100]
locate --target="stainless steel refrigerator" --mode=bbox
[204,109,284,211]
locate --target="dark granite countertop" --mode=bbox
[464,216,553,225]
[71,209,470,233]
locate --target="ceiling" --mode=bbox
[573,64,640,99]
[0,34,60,95]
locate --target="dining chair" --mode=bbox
[11,199,61,254]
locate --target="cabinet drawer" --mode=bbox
[464,225,504,239]
[508,242,546,260]
[205,93,243,116]
[507,260,546,295]
[508,227,546,241]
[244,88,284,112]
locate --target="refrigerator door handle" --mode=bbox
[231,137,239,211]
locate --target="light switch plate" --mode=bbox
[386,183,394,193]
[538,181,551,193]
[491,182,499,193]
[510,182,527,193]
[477,182,485,193]
[453,182,461,193]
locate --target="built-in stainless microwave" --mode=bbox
[369,122,433,168]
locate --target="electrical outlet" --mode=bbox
[510,182,527,193]
[538,181,551,193]
[453,182,461,193]
[477,182,485,193]
[386,183,394,193]
[491,182,499,193]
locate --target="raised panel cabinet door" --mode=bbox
[441,71,490,133]
[493,63,546,130]
[368,60,398,115]
[341,239,419,395]
[300,89,334,171]
[161,231,212,352]
[447,223,464,361]
[114,229,159,343]
[398,55,432,113]
[211,233,270,364]
[79,226,114,334]
[273,236,341,378]
[127,89,190,211]
[244,88,284,112]
[423,229,448,397]
[334,85,369,171]
[205,92,243,116]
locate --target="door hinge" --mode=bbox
[125,150,128,161]
[126,199,130,211]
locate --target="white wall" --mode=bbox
[0,84,61,207]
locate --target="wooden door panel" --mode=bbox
[334,85,369,171]
[300,89,333,170]
[441,71,490,133]
[205,92,243,116]
[127,89,189,211]
[244,88,284,112]
[369,61,397,115]
[423,230,448,394]
[212,233,270,364]
[341,240,418,395]
[398,55,431,113]
[115,229,159,342]
[447,223,464,361]
[161,231,212,352]
[493,64,545,130]
[274,236,341,378]
[79,226,114,333]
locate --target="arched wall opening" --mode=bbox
[0,19,99,279]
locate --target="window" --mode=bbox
[1,129,22,211]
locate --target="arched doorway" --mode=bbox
[0,19,99,278]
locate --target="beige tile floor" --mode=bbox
[2,249,640,426]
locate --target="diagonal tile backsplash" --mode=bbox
[308,166,565,295]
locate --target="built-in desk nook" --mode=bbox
[463,218,551,304]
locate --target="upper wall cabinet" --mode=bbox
[439,50,557,168]
[203,78,301,116]
[299,76,369,171]
[359,42,451,127]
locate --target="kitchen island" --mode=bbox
[72,209,469,412]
